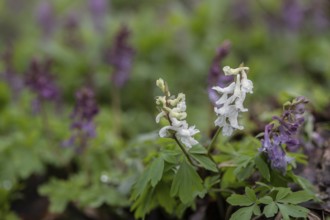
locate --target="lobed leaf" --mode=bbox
[227,194,254,206]
[263,202,278,218]
[229,205,255,220]
[170,160,205,204]
[259,196,273,205]
[275,188,291,201]
[245,187,257,202]
[190,153,218,172]
[255,155,270,181]
[277,203,309,220]
[188,145,208,154]
[149,157,164,187]
[278,190,313,204]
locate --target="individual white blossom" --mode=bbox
[213,65,253,136]
[155,87,199,148]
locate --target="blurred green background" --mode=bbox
[0,0,329,219]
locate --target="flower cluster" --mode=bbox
[88,0,108,32]
[25,58,60,112]
[261,97,308,172]
[63,87,99,152]
[155,79,199,148]
[207,40,233,105]
[37,1,55,38]
[106,26,135,88]
[212,65,253,136]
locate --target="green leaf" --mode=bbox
[255,155,270,181]
[188,145,208,154]
[277,204,309,220]
[234,161,254,181]
[131,167,151,200]
[227,194,254,206]
[155,181,176,214]
[149,157,164,187]
[170,160,205,204]
[278,190,313,204]
[161,150,180,164]
[263,202,278,218]
[229,205,254,220]
[275,188,291,201]
[131,186,158,219]
[289,173,316,196]
[204,175,220,190]
[259,196,273,204]
[253,204,261,215]
[190,154,218,172]
[245,187,257,202]
[131,157,165,199]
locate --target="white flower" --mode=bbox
[156,93,199,148]
[212,65,253,136]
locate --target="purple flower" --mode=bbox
[261,124,290,172]
[105,26,135,88]
[36,1,56,38]
[25,58,60,112]
[282,0,305,31]
[88,0,108,32]
[64,87,99,152]
[260,97,308,172]
[207,41,233,106]
[307,0,329,32]
[230,0,252,28]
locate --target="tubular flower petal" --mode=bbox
[260,97,308,172]
[213,65,253,136]
[156,80,199,149]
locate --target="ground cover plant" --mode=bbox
[0,0,330,219]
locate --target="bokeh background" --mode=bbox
[0,0,330,219]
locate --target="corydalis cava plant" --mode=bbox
[155,79,199,149]
[213,65,253,136]
[260,97,308,172]
[106,26,135,88]
[25,58,60,112]
[63,87,99,152]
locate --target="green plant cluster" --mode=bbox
[0,0,329,219]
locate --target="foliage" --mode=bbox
[227,186,313,220]
[0,0,329,219]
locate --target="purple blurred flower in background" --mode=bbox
[260,97,308,172]
[25,58,60,112]
[207,41,232,106]
[1,48,24,100]
[308,0,329,32]
[230,0,252,28]
[88,0,108,32]
[63,87,99,152]
[281,0,305,31]
[36,1,56,38]
[106,26,135,88]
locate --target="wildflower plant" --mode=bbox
[213,65,253,136]
[130,65,316,220]
[63,87,99,152]
[25,58,60,113]
[260,97,309,172]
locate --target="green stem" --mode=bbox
[225,205,233,220]
[208,126,221,153]
[111,85,122,137]
[40,101,50,136]
[172,134,195,167]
